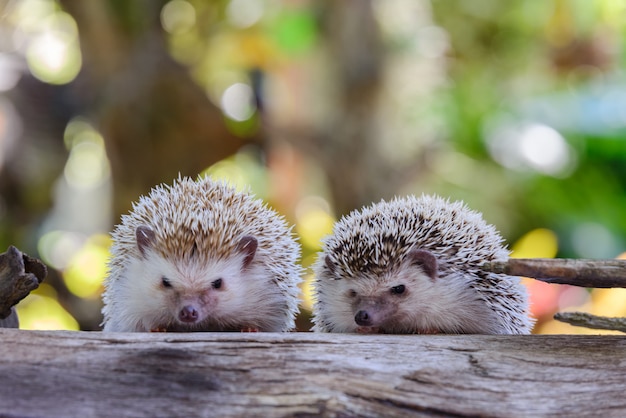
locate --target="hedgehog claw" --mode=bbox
[150,327,167,332]
[240,327,259,332]
[356,326,380,334]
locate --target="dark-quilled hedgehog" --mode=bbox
[312,195,534,334]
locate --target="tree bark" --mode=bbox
[0,308,18,328]
[1,329,625,417]
[483,258,626,288]
[0,246,47,324]
[554,312,626,333]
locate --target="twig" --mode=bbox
[554,312,626,333]
[482,258,626,288]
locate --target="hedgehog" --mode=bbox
[311,195,534,334]
[101,176,302,332]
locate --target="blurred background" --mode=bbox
[1,0,625,333]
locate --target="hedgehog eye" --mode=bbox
[212,278,223,289]
[347,289,357,298]
[161,277,173,288]
[391,284,405,295]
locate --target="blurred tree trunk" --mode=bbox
[316,0,385,216]
[0,77,72,249]
[276,0,433,217]
[59,0,249,218]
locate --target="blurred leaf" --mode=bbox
[269,9,317,56]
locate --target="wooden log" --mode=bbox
[482,258,626,288]
[1,329,625,417]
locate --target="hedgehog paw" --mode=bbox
[240,327,259,332]
[150,327,167,332]
[356,326,380,334]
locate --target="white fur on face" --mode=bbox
[104,249,291,332]
[311,195,534,335]
[101,176,303,333]
[314,259,502,334]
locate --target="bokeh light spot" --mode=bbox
[38,230,85,270]
[25,12,82,85]
[63,234,111,299]
[557,286,590,311]
[16,292,79,330]
[590,288,626,317]
[523,279,561,319]
[512,228,559,322]
[227,0,265,28]
[511,228,558,259]
[571,222,619,258]
[271,10,317,55]
[0,54,23,92]
[202,148,268,197]
[221,83,256,121]
[299,269,316,312]
[13,0,56,33]
[295,196,335,250]
[518,124,570,175]
[161,0,196,34]
[63,120,110,190]
[485,119,576,177]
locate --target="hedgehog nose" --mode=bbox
[355,310,372,326]
[179,306,199,323]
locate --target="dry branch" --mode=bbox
[1,330,625,417]
[554,312,626,333]
[0,246,47,323]
[482,258,626,288]
[0,308,18,328]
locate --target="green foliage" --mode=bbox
[268,9,318,56]
[430,0,626,258]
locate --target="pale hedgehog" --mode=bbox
[312,195,534,334]
[101,176,302,332]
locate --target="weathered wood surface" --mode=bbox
[483,258,626,288]
[1,330,625,417]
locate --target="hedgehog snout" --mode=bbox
[354,308,387,327]
[179,305,200,323]
[355,310,372,326]
[353,297,395,327]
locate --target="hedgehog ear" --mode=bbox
[236,235,258,270]
[324,255,337,275]
[136,226,156,258]
[407,249,438,281]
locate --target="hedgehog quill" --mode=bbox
[101,177,302,332]
[312,195,534,334]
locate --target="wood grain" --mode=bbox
[1,329,625,417]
